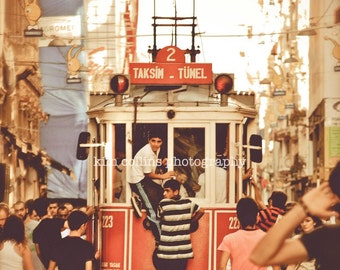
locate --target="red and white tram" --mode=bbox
[84,15,262,270]
[85,57,261,270]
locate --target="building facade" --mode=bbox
[0,1,47,203]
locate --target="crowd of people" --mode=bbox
[129,130,340,270]
[0,195,97,270]
[0,126,339,270]
[249,160,340,270]
[217,160,340,270]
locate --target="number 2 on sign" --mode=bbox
[228,216,240,230]
[166,47,176,62]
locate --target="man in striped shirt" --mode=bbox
[251,179,287,231]
[156,179,204,270]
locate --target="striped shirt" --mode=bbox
[257,206,285,232]
[157,197,200,260]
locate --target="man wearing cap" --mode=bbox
[250,179,287,232]
[47,210,95,270]
[129,130,176,241]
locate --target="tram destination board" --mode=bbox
[129,46,213,85]
[129,62,212,85]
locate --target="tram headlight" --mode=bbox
[110,74,130,95]
[213,73,234,94]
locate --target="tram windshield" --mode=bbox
[106,122,248,205]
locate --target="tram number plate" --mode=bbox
[228,216,240,230]
[102,215,114,228]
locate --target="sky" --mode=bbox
[135,0,283,89]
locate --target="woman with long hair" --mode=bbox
[286,215,323,270]
[0,215,34,270]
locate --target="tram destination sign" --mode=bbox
[129,45,212,85]
[129,62,213,85]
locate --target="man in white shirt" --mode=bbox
[129,130,176,240]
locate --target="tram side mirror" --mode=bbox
[249,134,262,163]
[76,132,91,160]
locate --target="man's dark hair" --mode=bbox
[33,197,48,217]
[48,198,59,206]
[25,199,35,215]
[163,179,180,192]
[329,160,340,214]
[269,191,287,209]
[149,129,163,140]
[237,197,259,228]
[67,210,89,231]
[329,160,340,198]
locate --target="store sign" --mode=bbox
[285,103,295,109]
[38,16,81,46]
[129,46,213,85]
[273,90,286,96]
[278,115,288,120]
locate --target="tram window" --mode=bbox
[131,123,169,184]
[132,124,168,158]
[113,124,126,203]
[173,128,205,198]
[215,124,229,203]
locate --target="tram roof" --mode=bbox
[88,84,256,115]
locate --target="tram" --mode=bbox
[84,15,262,270]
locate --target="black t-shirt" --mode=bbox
[33,217,66,268]
[300,224,340,270]
[50,236,95,270]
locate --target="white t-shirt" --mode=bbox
[215,166,227,203]
[195,173,205,198]
[0,241,23,270]
[130,143,160,184]
[194,167,226,201]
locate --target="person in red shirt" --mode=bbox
[251,178,287,231]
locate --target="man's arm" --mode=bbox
[217,250,230,270]
[251,205,309,266]
[192,208,205,223]
[190,207,205,232]
[146,157,176,180]
[250,182,339,266]
[250,179,266,209]
[85,260,93,270]
[22,246,34,270]
[47,260,57,270]
[34,243,42,261]
[147,170,176,180]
